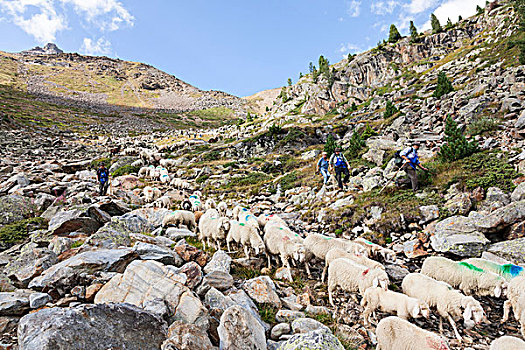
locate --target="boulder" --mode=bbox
[175,241,209,267]
[218,305,266,350]
[271,322,291,340]
[428,216,490,257]
[0,291,30,315]
[128,207,172,227]
[516,109,525,129]
[487,238,525,264]
[17,303,167,350]
[4,243,57,287]
[362,176,382,192]
[277,327,344,350]
[479,200,525,233]
[275,310,305,323]
[200,270,234,291]
[291,317,329,334]
[161,321,214,350]
[48,208,100,235]
[29,292,51,309]
[172,291,209,330]
[511,183,525,202]
[94,260,189,316]
[133,242,182,266]
[444,193,472,216]
[242,276,281,309]
[204,250,232,274]
[301,150,320,161]
[0,195,35,226]
[419,205,439,225]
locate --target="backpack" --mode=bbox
[99,169,108,182]
[394,148,415,167]
[334,155,346,167]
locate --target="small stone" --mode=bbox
[29,293,51,309]
[242,276,281,309]
[271,323,291,340]
[275,310,305,323]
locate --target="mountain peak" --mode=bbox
[21,43,63,56]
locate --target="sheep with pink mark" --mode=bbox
[321,247,384,282]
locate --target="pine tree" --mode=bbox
[299,72,303,79]
[287,78,292,86]
[361,123,378,140]
[318,56,330,77]
[433,72,454,98]
[309,62,314,74]
[312,66,319,83]
[350,102,357,112]
[446,18,453,29]
[346,131,365,158]
[409,21,419,43]
[388,24,402,43]
[431,13,442,34]
[438,115,478,162]
[384,100,398,119]
[246,112,253,123]
[324,135,338,157]
[476,5,484,14]
[458,15,463,22]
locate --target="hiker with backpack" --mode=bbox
[329,148,350,190]
[316,152,331,185]
[397,142,428,191]
[96,163,109,196]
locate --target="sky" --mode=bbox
[0,0,488,97]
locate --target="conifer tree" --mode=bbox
[409,21,419,42]
[287,78,292,86]
[446,18,453,29]
[324,135,338,157]
[346,131,365,158]
[438,115,478,162]
[458,15,463,22]
[309,62,314,74]
[433,72,454,98]
[312,66,319,83]
[384,100,398,119]
[431,13,442,34]
[476,5,484,14]
[388,24,402,43]
[299,72,303,79]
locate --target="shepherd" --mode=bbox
[398,142,428,191]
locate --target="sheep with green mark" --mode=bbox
[354,237,396,262]
[226,220,265,259]
[198,208,230,250]
[502,275,525,337]
[463,258,524,281]
[421,256,508,298]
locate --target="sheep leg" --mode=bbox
[267,254,272,269]
[216,240,222,251]
[226,240,232,253]
[439,316,444,334]
[502,300,512,322]
[362,307,372,326]
[280,254,293,282]
[244,245,250,259]
[304,261,311,279]
[321,265,327,283]
[328,285,335,307]
[447,315,462,341]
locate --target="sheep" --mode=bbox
[322,247,384,282]
[205,198,217,210]
[327,258,389,306]
[153,196,171,209]
[138,166,151,178]
[257,214,287,229]
[143,186,161,203]
[402,273,485,341]
[489,336,525,350]
[238,212,259,230]
[194,211,203,224]
[502,276,525,337]
[376,316,451,350]
[263,220,307,282]
[361,287,430,325]
[303,233,368,279]
[123,147,138,156]
[189,194,203,212]
[421,256,507,298]
[198,209,230,250]
[181,200,192,211]
[232,205,251,221]
[162,210,196,232]
[463,258,524,281]
[160,173,170,184]
[226,220,265,259]
[354,237,396,262]
[160,159,177,169]
[217,201,228,217]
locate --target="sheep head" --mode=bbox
[461,296,484,328]
[292,244,306,263]
[413,301,431,319]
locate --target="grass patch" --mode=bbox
[257,303,278,325]
[280,171,300,191]
[467,116,500,136]
[111,164,140,177]
[0,217,47,245]
[231,265,262,280]
[226,172,271,188]
[185,236,216,255]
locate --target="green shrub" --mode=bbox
[269,124,283,136]
[462,152,520,192]
[433,72,454,98]
[196,175,210,184]
[202,150,221,161]
[438,115,478,162]
[0,217,47,244]
[467,116,500,136]
[280,171,299,191]
[258,303,278,324]
[345,130,366,159]
[91,157,112,169]
[361,123,378,140]
[111,164,140,177]
[383,100,398,119]
[228,172,271,187]
[324,135,338,158]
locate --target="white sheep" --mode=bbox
[263,220,307,282]
[162,210,196,232]
[361,287,430,325]
[160,158,177,169]
[502,276,525,337]
[143,186,161,203]
[232,205,251,221]
[160,173,170,184]
[354,237,396,262]
[375,316,451,350]
[257,213,287,229]
[123,147,138,156]
[153,196,171,209]
[402,273,485,341]
[226,220,265,259]
[239,211,259,230]
[463,258,524,281]
[217,201,228,217]
[138,166,151,178]
[489,336,525,350]
[421,256,507,298]
[304,233,368,279]
[321,247,384,282]
[205,198,217,210]
[327,258,389,306]
[189,194,203,212]
[198,209,230,250]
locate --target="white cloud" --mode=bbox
[0,0,133,43]
[80,37,111,55]
[371,0,399,15]
[405,0,438,14]
[432,0,486,24]
[346,0,361,17]
[339,42,361,53]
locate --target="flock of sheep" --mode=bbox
[113,149,525,349]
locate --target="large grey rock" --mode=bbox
[429,216,490,257]
[128,207,173,227]
[133,242,182,266]
[201,270,234,291]
[277,327,344,350]
[0,195,35,226]
[516,109,525,129]
[218,305,266,350]
[419,205,440,225]
[478,200,525,233]
[29,248,136,292]
[291,317,330,334]
[204,250,232,274]
[161,321,214,350]
[4,243,57,287]
[511,183,525,202]
[0,291,30,315]
[444,193,472,216]
[487,238,525,264]
[95,260,189,316]
[276,310,305,323]
[48,208,100,235]
[271,323,291,340]
[242,276,281,309]
[172,291,209,330]
[29,292,51,309]
[17,303,167,350]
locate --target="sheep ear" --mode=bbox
[463,304,472,321]
[411,304,420,318]
[362,269,370,276]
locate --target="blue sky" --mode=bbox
[0,0,487,97]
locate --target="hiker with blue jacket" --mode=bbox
[96,163,109,196]
[399,142,428,191]
[329,148,350,190]
[316,152,331,185]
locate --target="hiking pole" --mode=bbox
[379,164,403,194]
